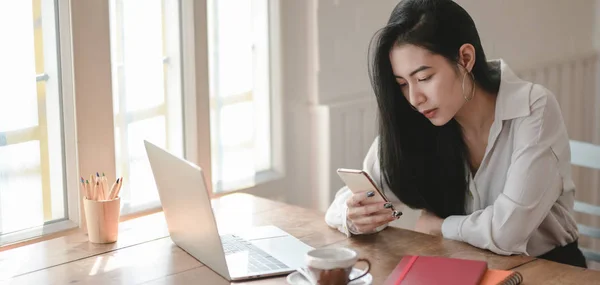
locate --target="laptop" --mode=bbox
[144,140,314,281]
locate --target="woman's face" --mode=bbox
[389,44,467,126]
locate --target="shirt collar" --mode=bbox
[492,59,532,121]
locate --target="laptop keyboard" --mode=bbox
[220,234,289,273]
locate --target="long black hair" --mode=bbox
[368,0,500,218]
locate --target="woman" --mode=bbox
[325,0,587,268]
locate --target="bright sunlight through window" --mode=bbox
[0,0,66,239]
[208,0,273,193]
[109,0,184,215]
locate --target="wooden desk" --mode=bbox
[1,193,599,284]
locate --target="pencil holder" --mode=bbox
[84,197,121,243]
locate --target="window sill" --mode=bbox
[0,169,282,251]
[213,169,284,195]
[0,220,79,249]
[0,206,163,252]
[0,211,171,279]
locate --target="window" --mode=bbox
[207,0,275,193]
[0,0,281,246]
[109,0,184,215]
[0,0,77,246]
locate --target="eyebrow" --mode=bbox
[394,65,431,79]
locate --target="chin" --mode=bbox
[428,116,451,127]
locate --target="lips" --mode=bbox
[421,108,437,119]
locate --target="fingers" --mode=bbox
[345,191,379,208]
[347,202,393,219]
[351,212,398,233]
[345,191,399,234]
[352,211,397,226]
[371,208,396,216]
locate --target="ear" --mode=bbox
[458,44,476,72]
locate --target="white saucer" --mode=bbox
[286,268,373,285]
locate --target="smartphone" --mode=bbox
[336,168,402,217]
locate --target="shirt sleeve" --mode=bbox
[441,92,566,255]
[325,136,401,236]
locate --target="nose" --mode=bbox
[407,85,426,109]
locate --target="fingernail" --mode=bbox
[393,211,402,218]
[384,202,392,208]
[366,191,375,197]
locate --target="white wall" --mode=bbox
[316,0,398,104]
[279,0,398,209]
[278,0,600,211]
[456,0,597,69]
[278,0,319,208]
[314,0,599,104]
[596,0,600,50]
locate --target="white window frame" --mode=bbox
[102,0,285,203]
[192,0,285,196]
[0,0,80,247]
[69,0,193,222]
[109,0,185,216]
[2,0,284,246]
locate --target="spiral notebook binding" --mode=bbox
[499,271,523,285]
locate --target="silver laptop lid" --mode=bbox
[144,140,231,280]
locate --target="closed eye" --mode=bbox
[418,75,433,82]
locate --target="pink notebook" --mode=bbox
[384,255,488,285]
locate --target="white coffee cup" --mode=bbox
[304,247,371,285]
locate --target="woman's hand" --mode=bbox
[414,210,444,236]
[345,191,397,234]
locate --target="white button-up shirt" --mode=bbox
[325,59,579,257]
